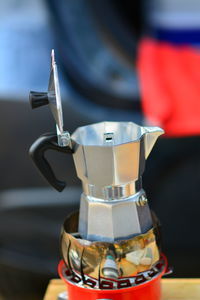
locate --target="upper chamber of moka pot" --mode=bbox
[71,121,164,200]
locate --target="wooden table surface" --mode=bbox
[44,279,200,300]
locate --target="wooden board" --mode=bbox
[43,279,200,300]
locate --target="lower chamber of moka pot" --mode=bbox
[58,255,168,300]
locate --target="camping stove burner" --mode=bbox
[59,256,166,290]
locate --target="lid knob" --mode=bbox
[29,91,49,109]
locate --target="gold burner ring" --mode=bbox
[61,226,160,281]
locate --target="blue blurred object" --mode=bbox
[0,0,53,99]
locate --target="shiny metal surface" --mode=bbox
[48,50,63,132]
[62,229,159,280]
[71,122,163,199]
[69,121,164,241]
[82,180,141,200]
[61,212,160,281]
[48,50,71,147]
[78,190,153,241]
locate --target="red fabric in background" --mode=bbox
[138,38,200,137]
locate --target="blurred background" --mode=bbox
[1,0,200,299]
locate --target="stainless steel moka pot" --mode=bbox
[29,51,168,300]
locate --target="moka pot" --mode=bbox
[29,50,169,300]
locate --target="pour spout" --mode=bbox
[143,126,164,158]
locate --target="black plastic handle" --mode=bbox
[29,133,72,192]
